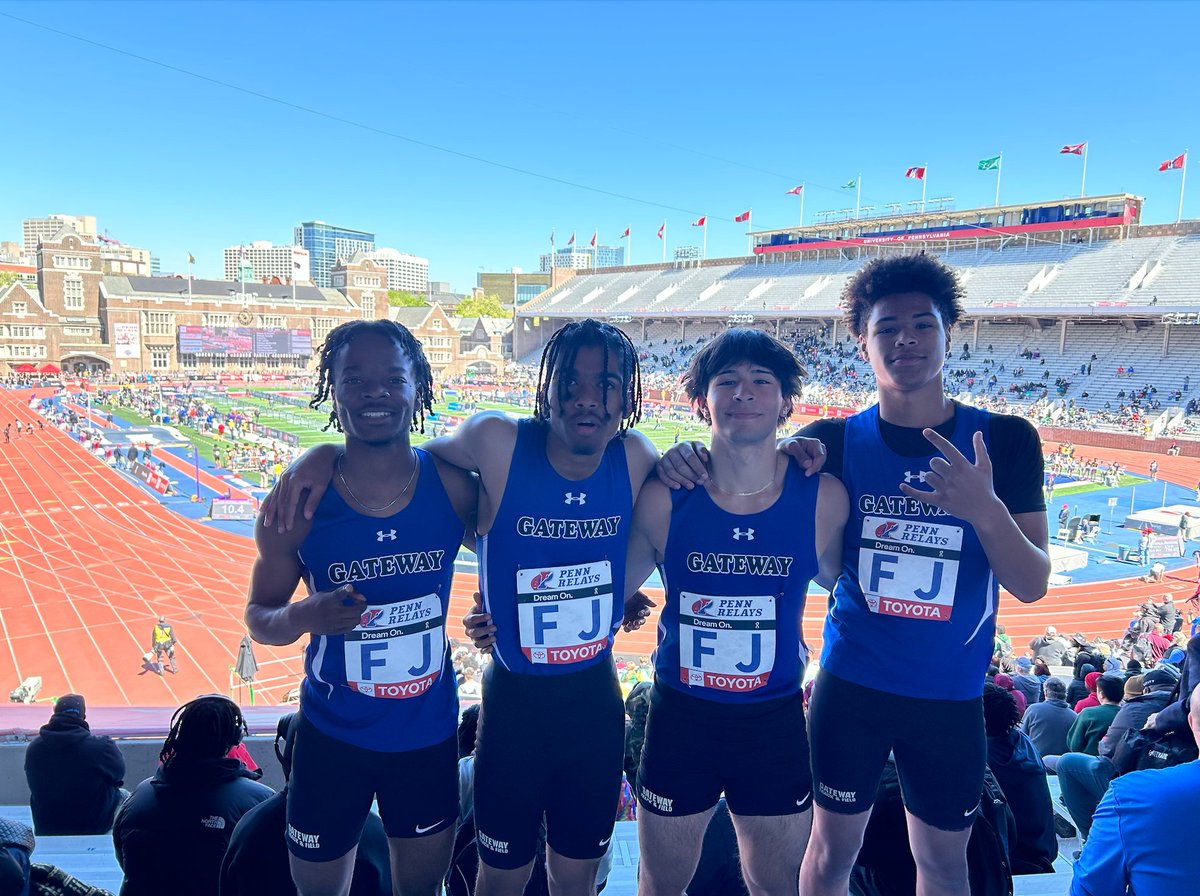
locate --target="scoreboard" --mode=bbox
[178,326,313,357]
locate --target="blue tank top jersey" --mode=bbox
[822,404,998,701]
[298,448,463,751]
[655,465,820,703]
[479,418,631,675]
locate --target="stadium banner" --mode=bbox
[177,326,313,358]
[249,423,300,447]
[113,322,140,359]
[211,498,257,521]
[1147,535,1184,560]
[130,460,169,495]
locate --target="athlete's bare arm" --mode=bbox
[655,434,827,490]
[622,478,671,632]
[813,473,849,592]
[245,515,366,646]
[430,457,480,551]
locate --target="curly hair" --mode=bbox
[841,253,966,340]
[533,319,641,433]
[310,319,434,434]
[681,327,807,425]
[161,695,246,768]
[982,682,1021,737]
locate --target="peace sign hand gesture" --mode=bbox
[898,429,1001,525]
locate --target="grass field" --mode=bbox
[1054,474,1141,497]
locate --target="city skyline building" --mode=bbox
[223,241,311,284]
[538,244,625,272]
[22,215,97,254]
[364,247,429,294]
[294,220,375,287]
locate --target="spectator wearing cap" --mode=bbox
[1073,671,1104,713]
[219,713,391,896]
[1065,675,1125,757]
[23,694,127,835]
[1020,677,1077,758]
[1030,626,1069,666]
[1010,657,1043,708]
[1069,683,1200,896]
[1055,668,1179,839]
[991,672,1027,717]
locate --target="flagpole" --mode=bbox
[1179,149,1189,224]
[855,176,862,220]
[187,255,193,303]
[746,210,752,256]
[661,222,666,264]
[995,153,1003,207]
[1080,143,1088,198]
[800,183,805,227]
[703,220,708,259]
[921,163,928,214]
[627,229,632,267]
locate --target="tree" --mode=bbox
[387,289,427,307]
[0,271,19,291]
[455,294,509,319]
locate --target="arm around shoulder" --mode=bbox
[814,473,849,590]
[422,411,516,477]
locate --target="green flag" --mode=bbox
[842,179,857,189]
[188,253,195,265]
[978,156,1001,171]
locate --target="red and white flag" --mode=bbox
[621,227,630,238]
[734,210,751,223]
[657,224,665,239]
[590,231,597,248]
[692,216,707,227]
[905,167,926,180]
[1061,143,1086,155]
[786,185,804,195]
[1159,153,1186,172]
[566,233,575,246]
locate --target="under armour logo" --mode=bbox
[564,492,587,505]
[376,529,397,541]
[903,470,929,484]
[732,528,755,541]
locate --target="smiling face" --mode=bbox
[545,343,627,457]
[698,361,787,445]
[330,330,417,447]
[859,292,949,397]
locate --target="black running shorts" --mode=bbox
[286,711,458,861]
[637,681,812,818]
[473,657,624,869]
[808,670,985,832]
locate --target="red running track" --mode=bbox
[0,388,1195,709]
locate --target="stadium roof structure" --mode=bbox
[100,275,354,308]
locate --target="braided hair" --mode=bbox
[310,319,434,434]
[533,319,642,433]
[160,695,247,768]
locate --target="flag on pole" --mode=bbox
[978,156,1001,171]
[657,224,665,239]
[1160,153,1186,172]
[734,210,751,223]
[904,167,926,180]
[841,179,857,189]
[1060,143,1086,155]
[550,231,555,247]
[621,227,630,238]
[590,231,597,247]
[187,252,195,265]
[786,185,804,195]
[567,233,575,246]
[692,216,706,227]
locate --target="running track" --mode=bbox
[0,389,1195,707]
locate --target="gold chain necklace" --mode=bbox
[711,473,776,497]
[337,450,418,513]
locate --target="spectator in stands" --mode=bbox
[1066,666,1098,709]
[990,672,1027,717]
[457,664,482,700]
[1146,632,1200,737]
[1162,631,1189,667]
[982,684,1057,875]
[1144,623,1173,664]
[1020,677,1076,758]
[1073,671,1103,713]
[219,713,392,896]
[1068,682,1200,896]
[23,694,126,836]
[1010,657,1043,708]
[112,695,273,896]
[1155,593,1179,632]
[1064,674,1125,758]
[1030,626,1069,665]
[0,816,115,896]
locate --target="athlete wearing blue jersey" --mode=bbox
[248,320,477,896]
[658,255,1050,896]
[265,319,659,896]
[624,329,847,896]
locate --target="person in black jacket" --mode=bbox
[113,695,272,896]
[1149,632,1200,735]
[23,694,127,835]
[219,713,392,896]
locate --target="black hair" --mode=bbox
[274,712,298,779]
[681,328,806,425]
[982,682,1020,737]
[160,695,247,768]
[841,253,966,339]
[458,704,481,759]
[1097,673,1126,703]
[310,319,435,434]
[533,319,641,432]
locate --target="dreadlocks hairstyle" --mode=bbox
[981,682,1021,738]
[681,328,807,426]
[309,319,435,433]
[160,694,247,768]
[841,253,966,340]
[533,319,642,433]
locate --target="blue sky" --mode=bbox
[1,0,1197,292]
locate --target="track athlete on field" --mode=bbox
[264,319,661,896]
[657,255,1050,896]
[623,329,847,896]
[248,321,477,896]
